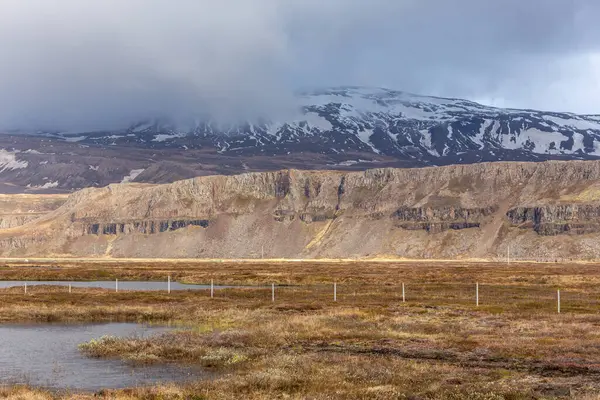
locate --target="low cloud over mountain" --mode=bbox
[0,0,599,131]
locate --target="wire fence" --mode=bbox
[4,279,600,314]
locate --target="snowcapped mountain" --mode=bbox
[47,86,600,162]
[2,86,600,192]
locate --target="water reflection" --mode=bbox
[0,323,204,390]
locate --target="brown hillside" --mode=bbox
[0,193,68,229]
[2,160,600,260]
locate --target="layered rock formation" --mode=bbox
[507,205,600,235]
[3,160,600,260]
[394,206,496,233]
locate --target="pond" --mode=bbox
[0,323,206,391]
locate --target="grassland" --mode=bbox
[2,260,600,399]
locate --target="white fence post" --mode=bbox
[69,284,72,294]
[476,282,479,307]
[115,278,118,293]
[211,279,214,298]
[557,289,561,314]
[272,283,275,302]
[402,282,405,303]
[334,281,337,302]
[24,282,27,295]
[167,275,171,294]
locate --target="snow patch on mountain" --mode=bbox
[330,159,376,167]
[356,129,380,154]
[38,181,59,189]
[23,86,600,164]
[544,115,600,131]
[0,149,28,172]
[121,169,145,183]
[153,132,187,142]
[27,180,59,189]
[502,129,564,151]
[303,113,333,131]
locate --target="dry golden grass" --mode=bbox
[2,260,600,398]
[4,258,600,285]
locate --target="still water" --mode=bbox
[0,323,203,391]
[0,281,231,291]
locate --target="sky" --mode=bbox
[0,0,599,131]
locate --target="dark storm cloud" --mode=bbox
[286,0,600,112]
[0,0,598,131]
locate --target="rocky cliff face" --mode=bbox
[4,160,600,260]
[83,219,210,235]
[394,206,496,233]
[507,205,600,235]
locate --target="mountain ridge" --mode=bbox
[43,86,600,158]
[1,86,600,193]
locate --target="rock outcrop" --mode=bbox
[3,160,600,260]
[84,219,210,235]
[394,206,496,233]
[507,205,600,235]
